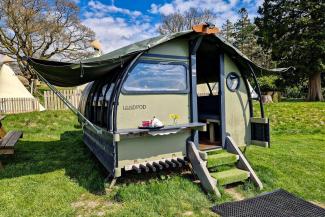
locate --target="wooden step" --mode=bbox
[206,148,224,155]
[207,152,239,168]
[211,168,250,186]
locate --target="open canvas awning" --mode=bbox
[28,31,292,87]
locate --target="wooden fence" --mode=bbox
[44,89,81,110]
[0,98,40,114]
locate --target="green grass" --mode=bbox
[211,169,250,186]
[0,111,221,217]
[0,101,324,216]
[207,152,238,168]
[36,82,76,104]
[241,101,325,203]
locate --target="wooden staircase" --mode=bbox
[207,150,250,186]
[187,136,263,197]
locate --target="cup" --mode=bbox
[142,120,151,127]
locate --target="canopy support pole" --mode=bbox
[30,67,102,134]
[247,63,265,118]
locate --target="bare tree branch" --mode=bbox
[158,8,216,35]
[0,0,95,82]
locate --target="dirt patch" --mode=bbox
[311,201,325,209]
[224,187,245,201]
[182,211,194,216]
[72,194,118,217]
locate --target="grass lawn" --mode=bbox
[0,101,324,216]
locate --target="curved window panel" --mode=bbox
[123,62,187,93]
[197,82,219,96]
[226,72,240,92]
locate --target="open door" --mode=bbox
[194,37,222,151]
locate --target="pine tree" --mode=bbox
[221,19,235,44]
[234,8,255,56]
[232,8,273,69]
[255,0,325,101]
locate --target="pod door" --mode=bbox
[195,38,222,151]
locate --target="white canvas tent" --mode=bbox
[0,63,45,111]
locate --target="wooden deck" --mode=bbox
[199,140,221,151]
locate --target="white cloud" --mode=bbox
[86,0,142,18]
[81,0,263,53]
[148,0,242,28]
[247,0,264,19]
[159,4,175,16]
[150,3,176,16]
[150,0,239,16]
[82,17,156,52]
[148,0,264,29]
[149,3,159,14]
[213,10,239,27]
[81,0,154,53]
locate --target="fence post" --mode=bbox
[0,97,41,114]
[43,89,81,111]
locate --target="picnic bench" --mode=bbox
[0,115,23,169]
[199,114,220,143]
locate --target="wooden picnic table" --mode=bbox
[0,115,5,170]
[0,115,23,170]
[0,115,6,140]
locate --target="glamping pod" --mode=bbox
[28,24,289,196]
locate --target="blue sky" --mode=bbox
[75,0,263,52]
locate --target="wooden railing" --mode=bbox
[0,98,40,114]
[44,89,81,110]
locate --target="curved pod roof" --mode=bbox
[28,31,291,87]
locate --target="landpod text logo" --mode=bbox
[123,105,147,110]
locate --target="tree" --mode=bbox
[221,19,235,44]
[255,0,325,101]
[158,8,216,34]
[0,0,95,86]
[231,8,274,69]
[234,8,255,54]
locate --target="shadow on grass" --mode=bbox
[0,130,108,194]
[280,98,306,102]
[0,128,221,206]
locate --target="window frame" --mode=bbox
[226,72,241,92]
[121,59,189,95]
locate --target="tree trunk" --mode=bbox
[307,72,324,101]
[17,60,37,94]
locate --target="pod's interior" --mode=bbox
[196,37,222,150]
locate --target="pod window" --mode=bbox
[123,61,188,93]
[226,72,240,92]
